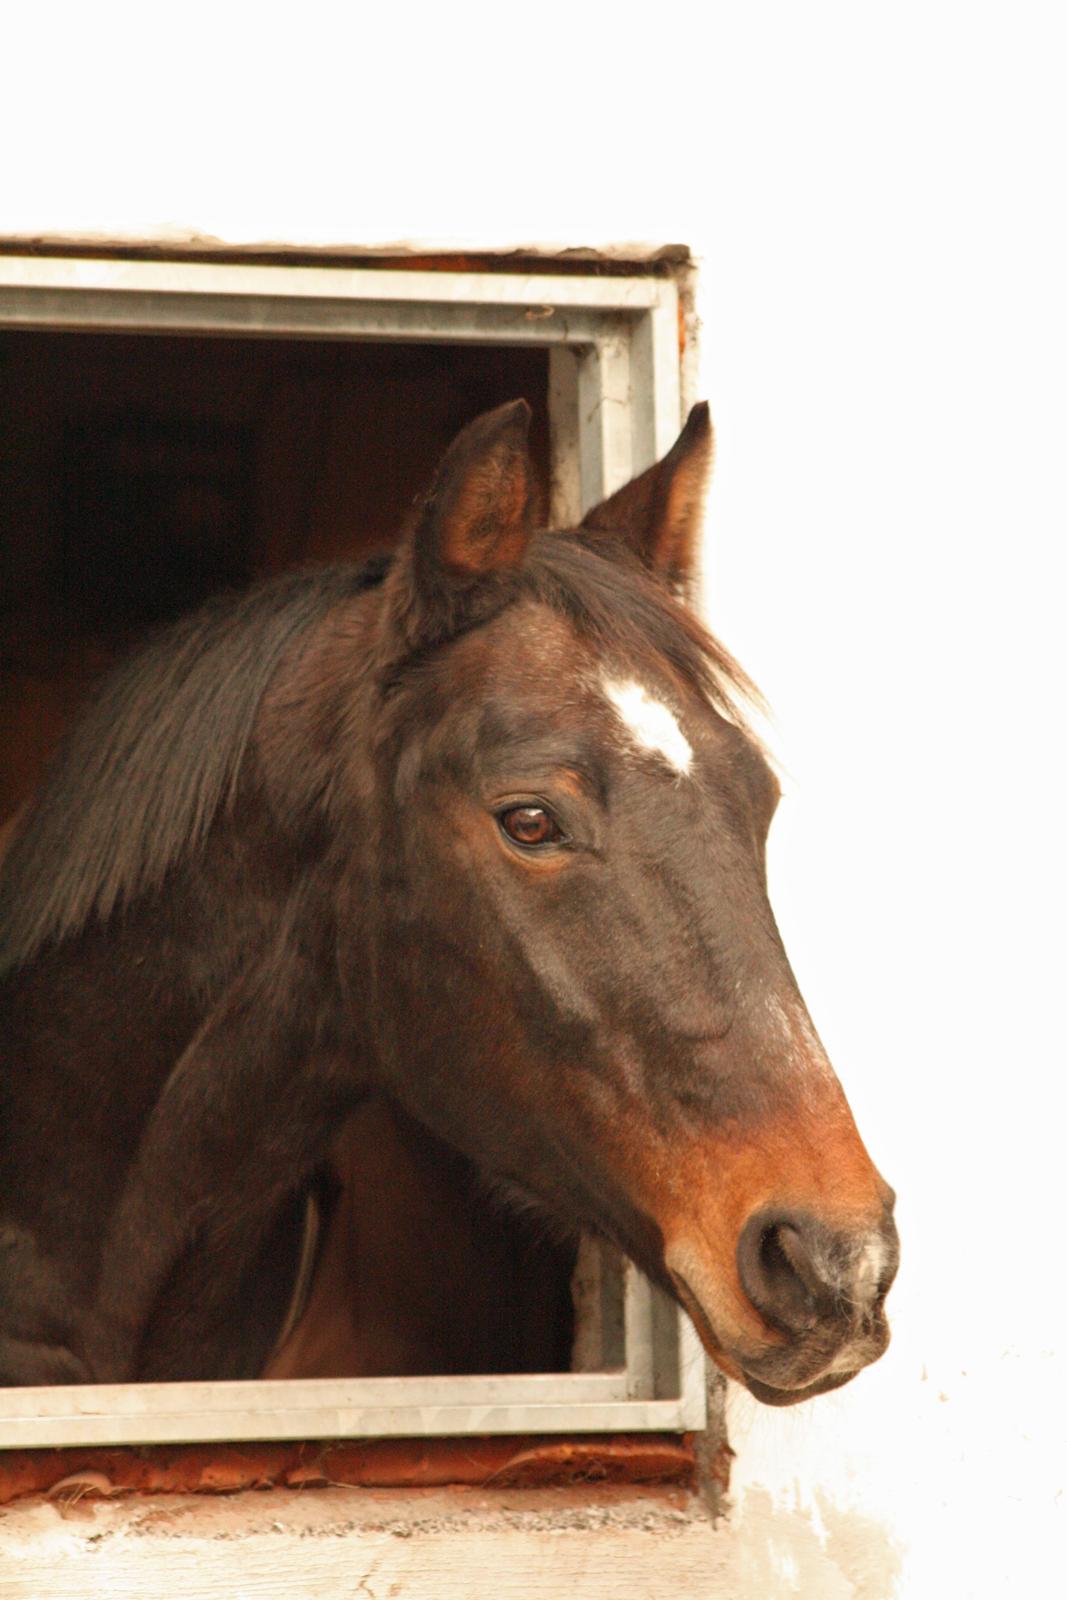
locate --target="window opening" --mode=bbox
[0,256,706,1448]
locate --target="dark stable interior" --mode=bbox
[0,328,576,1378]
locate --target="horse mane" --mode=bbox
[0,560,390,973]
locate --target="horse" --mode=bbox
[0,399,898,1403]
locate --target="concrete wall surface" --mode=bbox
[0,1482,896,1600]
[2,5,1064,1596]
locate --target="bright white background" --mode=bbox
[3,5,1064,1593]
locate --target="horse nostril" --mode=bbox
[737,1211,836,1336]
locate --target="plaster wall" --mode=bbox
[3,5,1064,1595]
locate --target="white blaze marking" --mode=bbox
[603,678,692,774]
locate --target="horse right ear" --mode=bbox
[386,400,536,651]
[581,403,713,596]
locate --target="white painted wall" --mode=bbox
[4,4,1064,1594]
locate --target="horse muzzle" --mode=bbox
[666,1202,899,1406]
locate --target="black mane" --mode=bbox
[0,560,390,973]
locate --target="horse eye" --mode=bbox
[498,805,565,849]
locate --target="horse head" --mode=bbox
[346,400,897,1406]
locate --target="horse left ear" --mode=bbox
[582,403,713,593]
[389,400,536,650]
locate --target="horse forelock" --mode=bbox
[521,534,762,731]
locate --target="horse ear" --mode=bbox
[417,398,535,580]
[390,399,535,649]
[581,403,713,592]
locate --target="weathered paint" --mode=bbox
[0,1434,697,1508]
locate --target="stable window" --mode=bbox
[0,255,706,1449]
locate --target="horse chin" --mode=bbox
[739,1368,859,1407]
[666,1264,870,1408]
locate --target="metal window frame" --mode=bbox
[0,255,707,1448]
